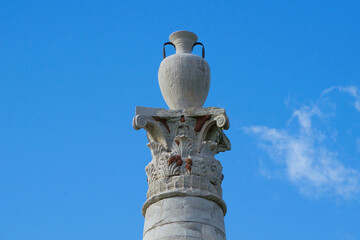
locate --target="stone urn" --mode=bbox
[158,30,210,110]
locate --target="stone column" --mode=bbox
[133,31,231,240]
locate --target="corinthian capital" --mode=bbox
[133,106,231,215]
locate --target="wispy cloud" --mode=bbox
[245,86,360,199]
[323,86,360,112]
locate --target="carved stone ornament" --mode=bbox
[133,106,231,215]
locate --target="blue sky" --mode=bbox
[1,0,360,239]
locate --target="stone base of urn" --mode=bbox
[133,106,231,240]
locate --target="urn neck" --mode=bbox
[169,30,198,54]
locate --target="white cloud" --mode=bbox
[291,106,321,133]
[323,86,360,112]
[245,87,360,199]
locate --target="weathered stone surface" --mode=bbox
[134,31,230,240]
[134,106,230,240]
[143,175,227,216]
[133,107,230,195]
[158,31,210,110]
[143,197,226,240]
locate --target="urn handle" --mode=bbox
[163,42,175,59]
[163,41,206,59]
[192,42,205,59]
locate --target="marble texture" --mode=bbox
[158,31,210,110]
[134,30,230,240]
[143,175,226,216]
[133,106,230,239]
[143,197,226,240]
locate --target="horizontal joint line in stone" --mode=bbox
[143,220,226,237]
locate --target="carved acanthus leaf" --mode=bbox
[135,107,231,186]
[172,135,193,158]
[147,141,166,163]
[207,159,223,185]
